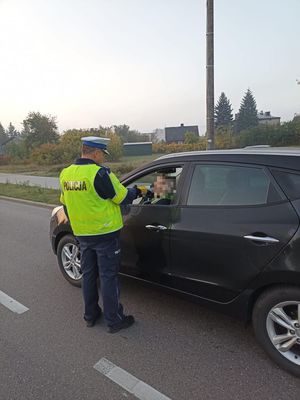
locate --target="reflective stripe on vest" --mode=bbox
[59,164,127,236]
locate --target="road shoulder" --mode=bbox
[0,195,57,209]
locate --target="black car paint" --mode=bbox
[50,150,300,322]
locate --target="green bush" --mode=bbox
[113,163,136,177]
[214,121,300,149]
[184,131,200,144]
[215,126,235,149]
[30,143,65,165]
[0,155,12,165]
[59,130,123,163]
[59,130,85,162]
[153,139,206,154]
[234,121,300,148]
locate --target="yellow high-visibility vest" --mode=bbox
[60,164,127,236]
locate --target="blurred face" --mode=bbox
[93,149,105,164]
[82,148,105,164]
[154,175,174,197]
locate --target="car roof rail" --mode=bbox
[243,145,271,149]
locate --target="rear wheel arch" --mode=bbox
[248,273,300,318]
[55,231,74,254]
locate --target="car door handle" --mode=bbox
[243,235,280,244]
[145,224,168,231]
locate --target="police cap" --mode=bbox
[81,136,110,155]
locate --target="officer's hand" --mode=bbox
[134,185,147,197]
[138,185,148,197]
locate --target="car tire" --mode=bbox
[57,234,82,287]
[252,285,300,377]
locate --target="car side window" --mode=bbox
[127,167,183,205]
[187,165,282,206]
[271,170,300,200]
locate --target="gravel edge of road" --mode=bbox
[0,195,58,209]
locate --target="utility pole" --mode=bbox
[206,0,214,149]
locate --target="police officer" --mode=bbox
[59,136,140,333]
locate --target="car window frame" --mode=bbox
[181,161,288,209]
[270,167,300,201]
[121,161,188,207]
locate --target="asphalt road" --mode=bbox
[0,173,59,189]
[1,199,300,400]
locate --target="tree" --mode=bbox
[113,124,130,142]
[113,124,148,143]
[214,92,233,127]
[5,139,27,160]
[293,114,300,124]
[6,122,19,138]
[22,112,59,153]
[0,122,7,144]
[60,129,123,162]
[235,89,258,132]
[151,128,165,143]
[107,133,123,161]
[184,131,199,144]
[150,130,158,143]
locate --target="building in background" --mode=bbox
[165,123,199,144]
[258,111,281,126]
[123,142,152,156]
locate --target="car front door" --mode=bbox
[170,163,300,302]
[120,165,184,285]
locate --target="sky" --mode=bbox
[0,0,299,134]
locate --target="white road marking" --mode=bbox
[94,358,172,400]
[0,290,29,314]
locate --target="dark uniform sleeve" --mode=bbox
[94,167,138,204]
[94,167,116,199]
[120,187,139,205]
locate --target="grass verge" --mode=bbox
[0,182,60,204]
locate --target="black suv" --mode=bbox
[50,149,300,376]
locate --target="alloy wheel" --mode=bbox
[61,243,82,281]
[266,301,300,366]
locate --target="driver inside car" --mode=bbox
[142,173,175,205]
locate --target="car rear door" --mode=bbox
[169,162,300,302]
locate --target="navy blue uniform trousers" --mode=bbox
[76,235,124,327]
